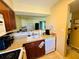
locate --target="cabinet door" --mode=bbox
[9,10,16,31]
[3,10,11,31]
[34,40,45,58]
[23,40,45,59]
[9,10,16,30]
[0,1,16,32]
[3,10,16,31]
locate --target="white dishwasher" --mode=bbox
[45,36,55,54]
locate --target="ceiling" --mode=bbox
[13,0,59,8]
[70,0,79,13]
[3,0,60,16]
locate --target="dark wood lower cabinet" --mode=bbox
[23,40,45,59]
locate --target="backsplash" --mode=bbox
[15,15,46,31]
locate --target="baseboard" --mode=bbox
[70,44,79,50]
[70,45,79,53]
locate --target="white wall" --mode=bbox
[13,3,50,15]
[3,0,75,56]
[46,0,74,56]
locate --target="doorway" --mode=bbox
[67,0,79,52]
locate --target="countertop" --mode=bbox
[7,35,56,50]
[0,34,56,59]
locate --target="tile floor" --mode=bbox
[38,47,79,59]
[38,52,63,59]
[65,47,79,59]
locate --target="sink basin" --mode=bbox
[27,34,40,40]
[26,36,43,43]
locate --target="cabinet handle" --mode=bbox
[0,21,3,23]
[74,27,78,30]
[38,41,45,48]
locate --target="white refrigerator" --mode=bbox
[0,14,6,36]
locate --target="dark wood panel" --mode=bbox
[0,0,16,32]
[3,10,11,31]
[9,10,16,29]
[23,40,45,59]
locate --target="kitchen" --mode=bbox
[0,0,56,59]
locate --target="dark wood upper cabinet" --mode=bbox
[0,0,16,32]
